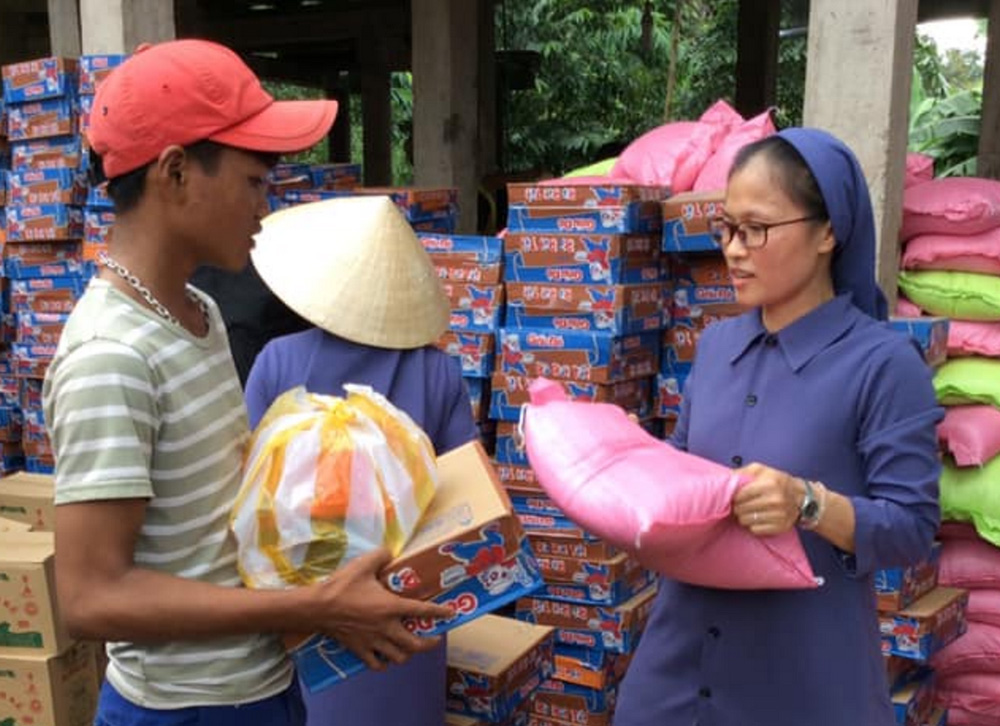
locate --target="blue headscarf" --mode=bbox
[776,127,888,320]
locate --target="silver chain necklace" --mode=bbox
[101,254,209,330]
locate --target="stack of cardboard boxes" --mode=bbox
[875,316,957,726]
[877,546,965,726]
[655,190,739,435]
[483,179,668,726]
[419,232,505,451]
[1,57,95,474]
[445,615,554,726]
[0,86,24,476]
[0,472,100,726]
[79,55,127,265]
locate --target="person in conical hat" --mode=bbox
[246,194,479,726]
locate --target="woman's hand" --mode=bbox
[731,462,805,537]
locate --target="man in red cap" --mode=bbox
[42,39,451,725]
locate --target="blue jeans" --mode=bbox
[93,680,306,726]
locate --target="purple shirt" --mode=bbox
[245,327,478,726]
[614,295,942,726]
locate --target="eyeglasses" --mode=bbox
[708,215,824,250]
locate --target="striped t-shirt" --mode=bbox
[42,278,292,708]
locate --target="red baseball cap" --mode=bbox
[88,39,339,179]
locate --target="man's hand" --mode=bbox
[731,462,805,537]
[310,548,455,670]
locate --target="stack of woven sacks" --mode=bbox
[896,171,1000,726]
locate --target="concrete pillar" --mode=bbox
[803,0,918,307]
[412,0,481,233]
[47,0,82,57]
[735,0,779,118]
[978,0,1000,179]
[80,0,175,55]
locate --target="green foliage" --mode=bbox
[909,33,984,178]
[498,0,806,177]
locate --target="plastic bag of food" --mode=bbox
[231,384,438,589]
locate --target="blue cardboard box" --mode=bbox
[5,204,83,241]
[504,232,660,285]
[888,317,949,369]
[515,585,657,655]
[876,541,942,612]
[11,136,83,171]
[879,586,968,662]
[5,95,78,141]
[445,615,554,723]
[438,331,495,378]
[660,190,726,253]
[497,327,659,383]
[2,57,77,104]
[505,282,664,336]
[507,202,662,235]
[78,54,127,95]
[6,168,86,205]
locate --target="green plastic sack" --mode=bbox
[934,357,1000,407]
[941,454,1000,547]
[564,157,618,178]
[898,270,1000,321]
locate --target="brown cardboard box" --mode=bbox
[380,441,531,602]
[0,640,99,726]
[0,473,55,532]
[0,516,32,533]
[661,190,726,253]
[0,531,70,656]
[446,614,554,723]
[290,441,544,693]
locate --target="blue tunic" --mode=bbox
[245,327,479,726]
[613,295,942,726]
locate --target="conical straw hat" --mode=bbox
[251,196,450,349]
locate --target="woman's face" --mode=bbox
[721,154,836,327]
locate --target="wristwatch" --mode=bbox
[797,478,822,529]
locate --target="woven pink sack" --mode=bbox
[521,378,817,590]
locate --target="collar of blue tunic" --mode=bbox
[728,294,860,372]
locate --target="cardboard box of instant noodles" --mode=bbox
[290,441,544,693]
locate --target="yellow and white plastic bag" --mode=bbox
[231,384,438,589]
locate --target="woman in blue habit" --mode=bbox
[613,128,942,726]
